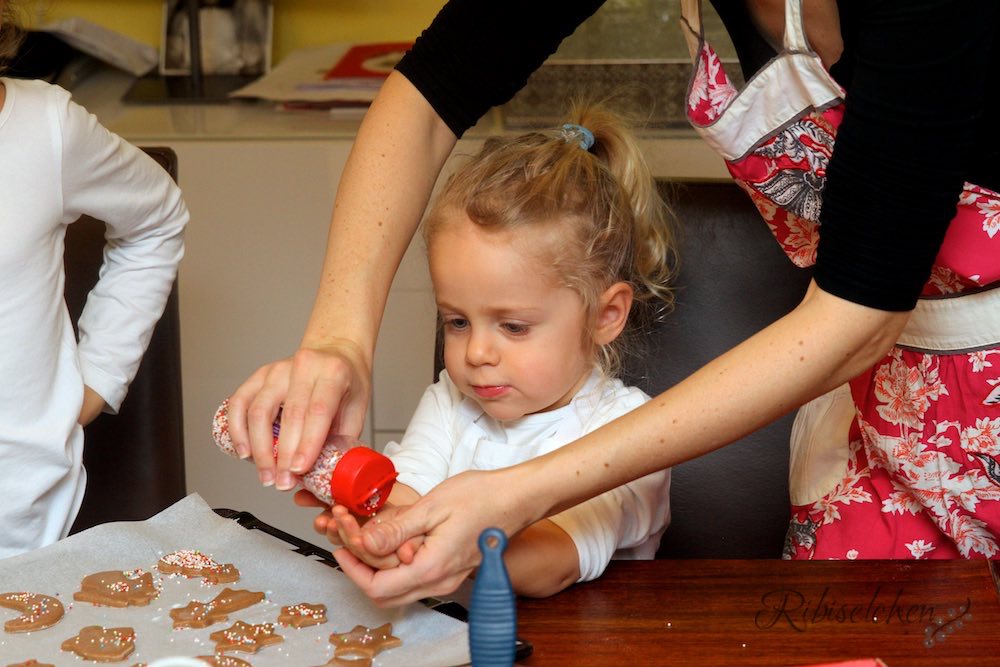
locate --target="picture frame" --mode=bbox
[159,0,273,77]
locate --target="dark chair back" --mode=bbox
[65,146,186,532]
[640,181,812,558]
[430,180,811,558]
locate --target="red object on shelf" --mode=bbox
[322,42,413,82]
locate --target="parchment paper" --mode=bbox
[0,494,470,666]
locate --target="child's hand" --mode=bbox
[78,386,106,426]
[329,505,405,569]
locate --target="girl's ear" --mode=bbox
[593,282,633,346]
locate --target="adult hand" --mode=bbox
[225,342,372,491]
[293,491,415,569]
[329,505,417,570]
[334,469,528,607]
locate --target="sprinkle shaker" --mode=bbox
[212,399,396,515]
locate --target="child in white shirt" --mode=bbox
[315,104,676,597]
[0,17,188,556]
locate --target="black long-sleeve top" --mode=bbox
[397,0,1000,311]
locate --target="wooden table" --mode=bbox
[515,559,1000,666]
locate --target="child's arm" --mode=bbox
[505,389,670,594]
[78,386,107,426]
[503,519,580,598]
[59,90,187,413]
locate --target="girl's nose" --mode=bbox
[466,330,499,366]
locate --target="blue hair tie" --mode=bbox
[560,123,595,151]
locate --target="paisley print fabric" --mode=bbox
[683,0,1000,559]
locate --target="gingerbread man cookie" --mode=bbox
[157,549,240,584]
[209,620,283,654]
[74,569,159,607]
[170,587,265,629]
[329,623,402,660]
[61,625,136,662]
[0,592,65,633]
[196,656,252,667]
[278,602,327,628]
[6,660,55,667]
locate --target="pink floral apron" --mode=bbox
[682,0,1000,559]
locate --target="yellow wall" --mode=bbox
[27,0,443,62]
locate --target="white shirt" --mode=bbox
[0,78,188,557]
[385,369,671,581]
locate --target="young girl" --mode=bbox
[0,4,188,557]
[326,104,677,597]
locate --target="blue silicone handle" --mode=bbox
[469,527,516,667]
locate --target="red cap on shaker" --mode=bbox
[329,447,397,516]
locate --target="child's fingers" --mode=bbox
[293,488,324,508]
[331,506,401,569]
[333,509,365,549]
[396,535,425,565]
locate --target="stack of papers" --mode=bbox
[230,42,410,110]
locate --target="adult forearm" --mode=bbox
[300,72,458,359]
[510,282,910,528]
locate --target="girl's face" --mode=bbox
[429,214,593,422]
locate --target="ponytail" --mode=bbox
[424,99,678,377]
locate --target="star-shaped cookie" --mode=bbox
[329,622,402,659]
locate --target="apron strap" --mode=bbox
[679,0,703,62]
[783,0,811,52]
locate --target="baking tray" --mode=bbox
[214,508,534,662]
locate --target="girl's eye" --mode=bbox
[444,317,469,331]
[502,322,529,335]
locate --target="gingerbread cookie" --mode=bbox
[0,592,65,632]
[329,623,402,660]
[74,569,159,607]
[278,602,327,628]
[169,587,265,629]
[6,660,55,667]
[157,549,240,584]
[312,658,372,667]
[61,625,136,662]
[196,656,252,667]
[209,620,283,654]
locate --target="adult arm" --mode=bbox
[334,493,582,598]
[335,0,999,606]
[225,0,605,491]
[225,71,458,489]
[336,283,909,605]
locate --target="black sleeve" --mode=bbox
[815,0,998,311]
[395,0,606,137]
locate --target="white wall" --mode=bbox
[173,139,363,542]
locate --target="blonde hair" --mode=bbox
[424,103,678,377]
[0,1,24,72]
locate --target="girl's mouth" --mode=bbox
[472,385,509,399]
